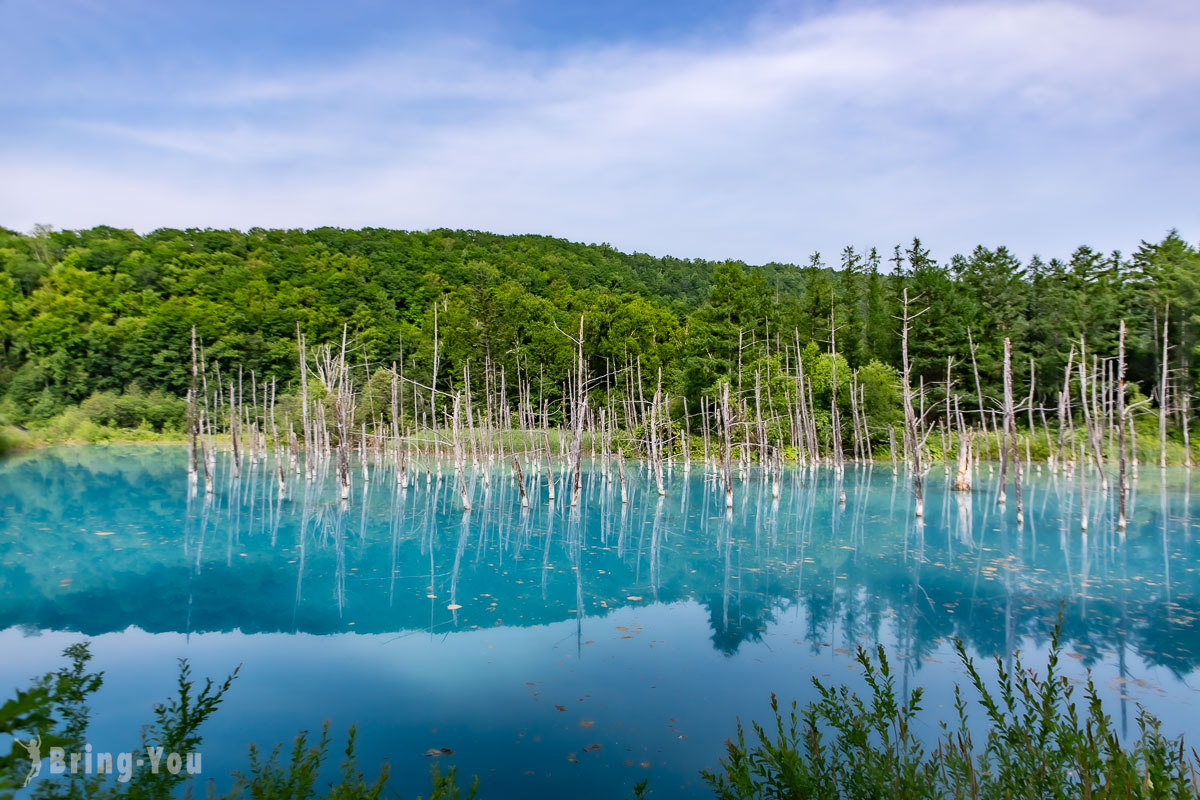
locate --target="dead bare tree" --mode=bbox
[900,289,928,517]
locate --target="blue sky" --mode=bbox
[2,0,1197,265]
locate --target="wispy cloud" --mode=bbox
[2,0,1197,263]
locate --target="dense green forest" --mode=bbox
[0,225,1196,453]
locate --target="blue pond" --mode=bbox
[2,446,1200,797]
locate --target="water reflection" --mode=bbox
[2,447,1198,677]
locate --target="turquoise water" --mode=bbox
[3,446,1200,797]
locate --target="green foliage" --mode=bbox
[1,225,1198,460]
[0,426,28,455]
[78,388,186,432]
[857,360,903,436]
[2,644,460,800]
[1,645,89,800]
[701,632,1200,800]
[0,685,66,799]
[8,632,1200,799]
[413,763,480,800]
[217,724,393,800]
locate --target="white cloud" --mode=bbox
[2,0,1198,263]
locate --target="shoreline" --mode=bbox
[5,432,1198,469]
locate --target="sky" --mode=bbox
[1,0,1197,265]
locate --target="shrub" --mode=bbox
[0,426,29,455]
[1,644,465,800]
[702,632,1200,799]
[78,392,121,427]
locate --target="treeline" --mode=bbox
[0,225,1196,447]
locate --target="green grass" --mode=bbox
[5,410,1200,469]
[0,426,30,455]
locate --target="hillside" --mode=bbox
[0,225,1195,444]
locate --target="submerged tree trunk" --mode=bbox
[1002,339,1023,527]
[954,427,973,492]
[722,381,734,510]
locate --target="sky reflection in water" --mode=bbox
[2,446,1199,798]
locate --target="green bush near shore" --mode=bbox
[1,380,1198,466]
[5,420,1200,466]
[0,387,187,451]
[0,426,26,455]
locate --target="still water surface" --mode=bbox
[2,446,1199,797]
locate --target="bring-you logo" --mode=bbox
[16,736,201,785]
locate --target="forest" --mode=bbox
[0,224,1196,460]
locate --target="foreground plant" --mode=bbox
[702,632,1200,799]
[0,644,454,800]
[13,633,1196,800]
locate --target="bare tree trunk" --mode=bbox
[189,326,199,480]
[1026,357,1036,467]
[464,363,480,470]
[431,302,441,458]
[806,376,820,462]
[1117,320,1128,531]
[683,396,692,472]
[298,325,312,479]
[1078,338,1107,487]
[392,366,406,487]
[794,331,812,463]
[967,328,990,461]
[570,316,586,507]
[954,424,973,491]
[1129,408,1139,475]
[1184,387,1192,468]
[901,289,925,517]
[199,407,213,494]
[830,302,844,470]
[1055,347,1074,469]
[754,368,767,464]
[618,451,628,504]
[859,382,871,461]
[651,390,666,495]
[850,372,863,462]
[599,405,609,477]
[452,393,470,510]
[336,326,352,499]
[722,381,734,510]
[514,455,529,507]
[229,380,241,479]
[1161,307,1170,469]
[270,376,283,490]
[998,349,1009,506]
[1003,339,1023,526]
[543,420,556,501]
[250,369,259,459]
